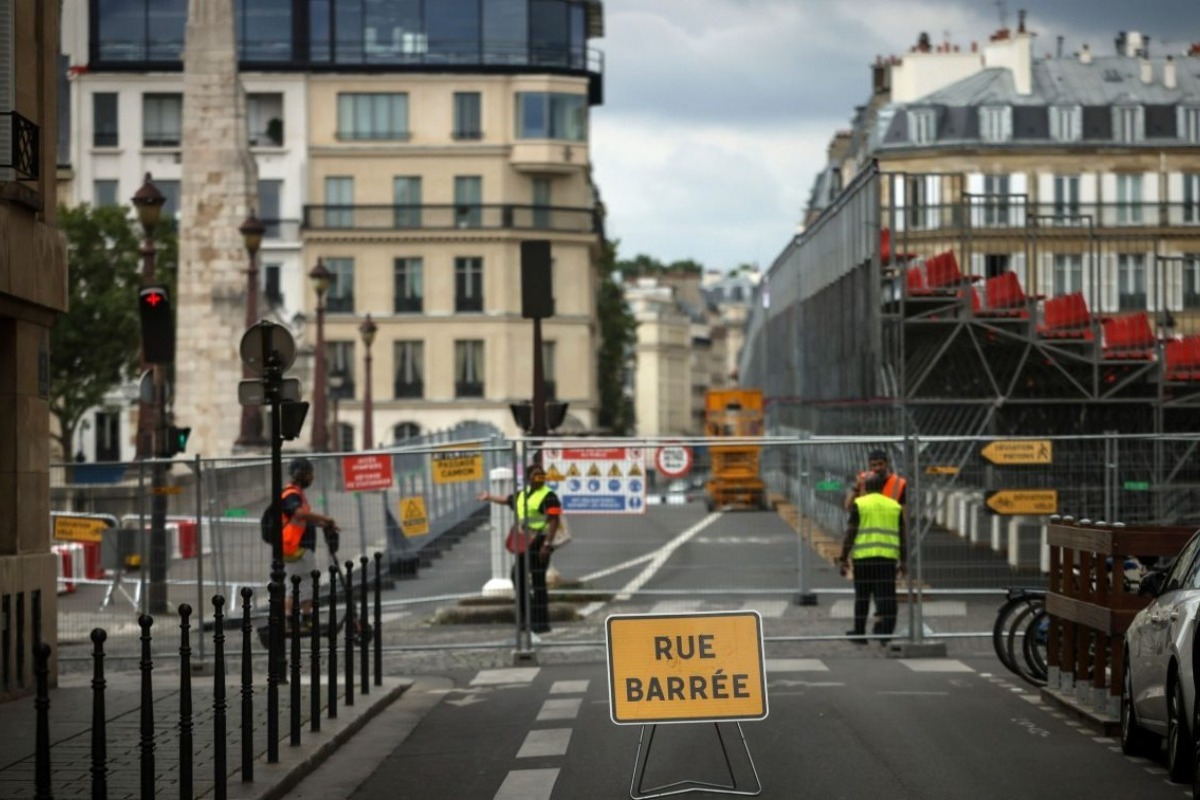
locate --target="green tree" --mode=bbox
[616,252,665,280]
[666,258,704,275]
[52,204,177,460]
[597,240,637,433]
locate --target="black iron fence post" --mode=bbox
[34,642,52,800]
[266,580,281,763]
[212,595,227,800]
[359,556,369,696]
[138,614,155,800]
[327,564,338,719]
[373,552,383,686]
[310,570,321,733]
[90,628,108,800]
[240,588,254,783]
[178,603,194,800]
[290,575,301,746]
[344,560,355,707]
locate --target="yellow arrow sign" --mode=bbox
[925,465,960,476]
[980,440,1053,465]
[986,489,1058,515]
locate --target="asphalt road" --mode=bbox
[288,654,1191,800]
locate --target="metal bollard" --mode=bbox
[374,552,383,686]
[212,596,228,800]
[178,603,194,800]
[310,570,322,733]
[34,642,52,800]
[91,628,108,800]
[290,575,302,746]
[240,587,254,783]
[267,580,282,763]
[344,560,355,707]
[138,614,155,800]
[328,564,338,719]
[359,556,369,696]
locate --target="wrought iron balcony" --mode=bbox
[394,380,423,399]
[0,111,39,180]
[304,203,600,234]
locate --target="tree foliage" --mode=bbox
[596,239,637,434]
[51,204,177,459]
[615,253,706,279]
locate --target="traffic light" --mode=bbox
[138,285,175,364]
[166,426,191,456]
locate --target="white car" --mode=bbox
[1122,529,1200,782]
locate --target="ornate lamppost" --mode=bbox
[131,173,165,460]
[359,314,377,450]
[236,211,267,447]
[308,259,332,451]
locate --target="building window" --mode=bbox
[1116,174,1143,224]
[515,92,586,141]
[156,180,181,220]
[247,92,284,146]
[258,179,282,238]
[93,180,119,208]
[904,176,928,229]
[1181,107,1200,144]
[1050,106,1081,142]
[337,92,409,140]
[325,257,354,313]
[454,340,485,397]
[1114,106,1143,143]
[979,106,1011,143]
[325,176,354,227]
[543,340,557,399]
[93,93,119,147]
[982,174,1010,226]
[394,341,424,398]
[1117,253,1146,310]
[1184,173,1200,224]
[393,176,422,228]
[532,177,551,228]
[1053,175,1080,220]
[453,92,482,139]
[455,257,483,312]
[454,175,482,228]
[393,422,421,442]
[142,93,182,147]
[264,262,283,307]
[909,109,936,144]
[393,257,423,313]
[1183,255,1200,309]
[984,254,1009,279]
[1052,254,1083,295]
[327,341,356,399]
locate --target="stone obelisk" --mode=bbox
[175,0,259,457]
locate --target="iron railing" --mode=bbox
[303,203,600,234]
[0,110,39,180]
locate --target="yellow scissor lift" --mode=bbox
[704,388,769,511]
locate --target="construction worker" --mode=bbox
[280,457,339,623]
[844,448,907,511]
[839,472,906,645]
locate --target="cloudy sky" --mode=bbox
[589,0,1199,272]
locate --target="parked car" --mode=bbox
[1121,529,1200,782]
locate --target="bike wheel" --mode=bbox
[1006,601,1048,688]
[993,592,1042,678]
[1020,607,1049,684]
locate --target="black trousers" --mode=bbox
[513,535,552,632]
[851,557,898,638]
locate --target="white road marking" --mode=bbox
[472,668,540,686]
[537,697,583,721]
[899,659,974,673]
[550,680,589,694]
[650,599,704,615]
[517,729,573,758]
[878,691,949,696]
[829,599,967,619]
[743,600,788,618]
[767,658,828,672]
[494,768,559,800]
[612,513,723,602]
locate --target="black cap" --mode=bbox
[288,457,314,478]
[868,449,888,461]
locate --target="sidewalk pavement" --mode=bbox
[0,666,411,800]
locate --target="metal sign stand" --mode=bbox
[628,722,762,799]
[100,568,141,611]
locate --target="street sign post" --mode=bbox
[654,445,693,479]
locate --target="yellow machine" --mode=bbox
[704,388,768,511]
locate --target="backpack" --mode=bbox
[260,501,276,545]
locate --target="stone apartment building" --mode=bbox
[58,0,606,459]
[1,0,67,702]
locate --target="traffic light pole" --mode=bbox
[148,364,170,614]
[265,352,286,763]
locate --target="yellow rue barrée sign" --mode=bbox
[606,611,768,725]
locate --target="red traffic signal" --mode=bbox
[139,285,175,364]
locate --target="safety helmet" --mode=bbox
[288,457,314,479]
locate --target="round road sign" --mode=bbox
[655,445,693,478]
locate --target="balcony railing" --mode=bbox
[394,381,423,399]
[455,381,484,398]
[0,111,39,180]
[304,203,600,234]
[890,199,1200,232]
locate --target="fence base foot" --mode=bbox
[511,649,538,666]
[794,592,818,606]
[886,641,947,658]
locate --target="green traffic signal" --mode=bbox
[167,425,191,456]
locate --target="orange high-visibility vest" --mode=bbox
[855,471,906,503]
[281,485,309,558]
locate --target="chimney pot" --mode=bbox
[1018,9,1027,34]
[1140,58,1152,84]
[1080,43,1092,64]
[1165,55,1178,89]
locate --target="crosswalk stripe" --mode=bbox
[472,667,540,686]
[899,659,974,673]
[537,697,582,721]
[767,658,828,672]
[550,680,589,694]
[829,599,967,619]
[494,768,559,800]
[517,728,573,758]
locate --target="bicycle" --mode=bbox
[992,588,1048,687]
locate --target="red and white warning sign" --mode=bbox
[654,445,693,478]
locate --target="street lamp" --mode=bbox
[131,173,172,613]
[328,370,346,451]
[309,259,333,451]
[359,313,377,450]
[236,210,268,447]
[131,173,165,460]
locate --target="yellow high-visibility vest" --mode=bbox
[851,493,902,561]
